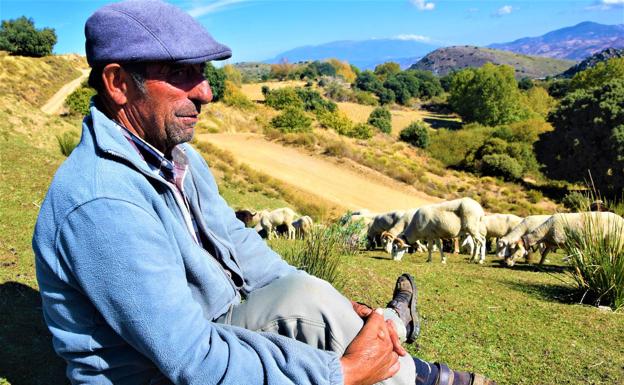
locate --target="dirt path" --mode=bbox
[41,69,90,115]
[199,133,440,212]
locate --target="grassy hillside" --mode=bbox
[410,46,575,78]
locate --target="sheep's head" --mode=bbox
[380,231,395,254]
[496,239,511,259]
[391,237,409,261]
[504,240,527,267]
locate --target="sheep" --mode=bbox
[462,213,524,262]
[505,212,624,267]
[365,210,407,250]
[496,215,551,263]
[254,207,299,240]
[292,215,314,239]
[235,209,258,228]
[391,197,486,263]
[378,209,417,252]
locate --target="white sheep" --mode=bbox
[365,210,406,250]
[505,211,624,266]
[254,207,299,240]
[292,215,314,239]
[391,198,486,263]
[462,213,524,262]
[496,215,551,263]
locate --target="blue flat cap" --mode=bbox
[85,0,231,66]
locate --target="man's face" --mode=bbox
[124,62,211,154]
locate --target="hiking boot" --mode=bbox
[386,273,420,343]
[434,362,498,385]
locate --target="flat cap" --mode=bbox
[85,0,231,66]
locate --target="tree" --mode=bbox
[448,63,528,126]
[354,70,383,93]
[270,58,294,80]
[570,58,624,91]
[535,79,624,197]
[374,62,401,81]
[327,58,356,83]
[0,16,57,57]
[203,63,226,102]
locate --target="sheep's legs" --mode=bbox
[437,239,447,264]
[426,240,434,262]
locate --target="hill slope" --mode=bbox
[489,21,624,60]
[559,47,624,78]
[409,46,574,78]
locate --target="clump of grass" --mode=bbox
[56,130,80,156]
[564,214,624,310]
[269,222,363,289]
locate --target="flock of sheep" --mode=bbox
[236,197,624,267]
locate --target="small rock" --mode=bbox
[597,305,612,312]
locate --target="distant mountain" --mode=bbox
[265,39,440,70]
[489,21,624,60]
[559,47,624,78]
[409,46,574,79]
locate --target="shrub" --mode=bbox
[269,222,363,288]
[376,88,395,105]
[352,90,378,106]
[270,107,312,133]
[65,84,96,116]
[265,87,304,110]
[354,70,383,93]
[295,87,336,114]
[56,130,80,157]
[564,215,624,310]
[399,121,430,149]
[0,16,56,57]
[349,123,374,140]
[367,107,392,134]
[222,81,255,110]
[480,153,523,180]
[261,85,270,97]
[318,110,354,136]
[324,80,351,102]
[562,191,591,211]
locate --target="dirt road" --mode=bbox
[41,69,90,114]
[199,133,439,212]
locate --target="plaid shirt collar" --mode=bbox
[117,126,187,183]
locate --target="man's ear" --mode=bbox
[101,63,131,106]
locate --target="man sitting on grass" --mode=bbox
[32,1,496,384]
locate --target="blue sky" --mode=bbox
[1,0,623,63]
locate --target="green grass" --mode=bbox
[338,251,624,385]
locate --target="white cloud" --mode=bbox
[394,34,431,42]
[493,5,514,17]
[586,0,624,10]
[187,0,245,17]
[410,0,435,11]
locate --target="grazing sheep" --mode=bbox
[462,213,524,261]
[365,210,407,250]
[292,215,314,239]
[496,215,551,263]
[254,207,299,240]
[505,211,624,267]
[391,198,486,263]
[235,209,258,228]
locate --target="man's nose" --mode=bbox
[188,79,213,104]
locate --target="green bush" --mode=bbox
[367,107,392,134]
[324,80,350,102]
[562,191,591,211]
[481,153,523,180]
[56,130,80,157]
[0,16,56,57]
[270,107,312,133]
[348,123,374,140]
[352,90,378,106]
[318,110,353,136]
[265,87,304,110]
[564,214,624,310]
[65,84,96,116]
[427,123,494,167]
[295,87,336,114]
[399,121,430,149]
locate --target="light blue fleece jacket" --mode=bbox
[32,104,344,385]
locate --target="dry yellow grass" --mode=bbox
[241,80,307,102]
[337,102,437,135]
